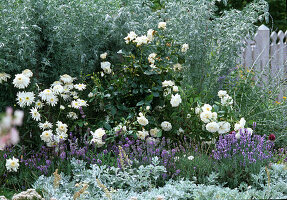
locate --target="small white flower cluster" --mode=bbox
[161,80,182,107]
[218,90,233,106]
[40,121,68,146]
[197,103,231,134]
[124,25,157,46]
[0,72,11,84]
[90,128,106,147]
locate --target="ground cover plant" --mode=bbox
[1,0,287,199]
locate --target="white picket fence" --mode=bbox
[241,25,287,100]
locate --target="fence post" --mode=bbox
[254,25,270,86]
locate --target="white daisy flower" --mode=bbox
[40,130,53,143]
[67,112,78,119]
[13,74,30,89]
[56,121,68,134]
[39,121,53,130]
[39,89,54,101]
[0,72,11,83]
[22,69,33,78]
[35,100,43,109]
[6,157,19,172]
[60,74,74,84]
[51,81,62,87]
[45,95,58,107]
[74,83,86,91]
[52,85,64,94]
[30,107,41,121]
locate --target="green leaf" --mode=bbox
[136,100,145,106]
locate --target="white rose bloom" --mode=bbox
[124,31,137,44]
[90,138,105,147]
[39,121,53,130]
[177,127,184,135]
[137,130,149,140]
[246,128,253,135]
[202,104,212,112]
[218,90,227,98]
[200,111,212,123]
[100,52,108,59]
[170,93,182,107]
[147,29,155,41]
[181,43,189,53]
[221,95,233,106]
[195,107,201,114]
[6,157,19,172]
[206,122,219,133]
[162,80,174,87]
[22,69,33,78]
[173,63,182,71]
[30,107,41,121]
[148,53,157,64]
[0,72,11,83]
[187,114,191,118]
[235,132,241,139]
[212,112,218,120]
[101,61,112,74]
[163,88,171,97]
[13,73,30,89]
[158,22,166,29]
[59,105,65,110]
[234,123,242,132]
[60,74,74,84]
[91,128,106,139]
[52,85,64,94]
[134,35,149,46]
[161,121,172,131]
[217,121,231,134]
[40,130,53,143]
[239,118,246,127]
[172,86,179,92]
[137,114,149,126]
[150,128,160,137]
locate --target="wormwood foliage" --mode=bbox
[33,162,287,199]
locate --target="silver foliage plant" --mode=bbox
[33,162,287,200]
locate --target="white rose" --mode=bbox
[137,130,149,140]
[172,86,179,92]
[217,121,231,134]
[158,22,166,29]
[235,132,241,139]
[147,29,155,41]
[181,43,189,53]
[202,104,212,112]
[100,52,108,59]
[137,115,149,126]
[195,107,201,114]
[91,128,106,139]
[200,111,212,123]
[150,128,160,137]
[161,121,172,131]
[170,94,182,107]
[101,62,112,74]
[246,128,253,135]
[218,90,227,98]
[206,122,219,133]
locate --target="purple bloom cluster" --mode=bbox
[108,136,183,178]
[212,129,274,166]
